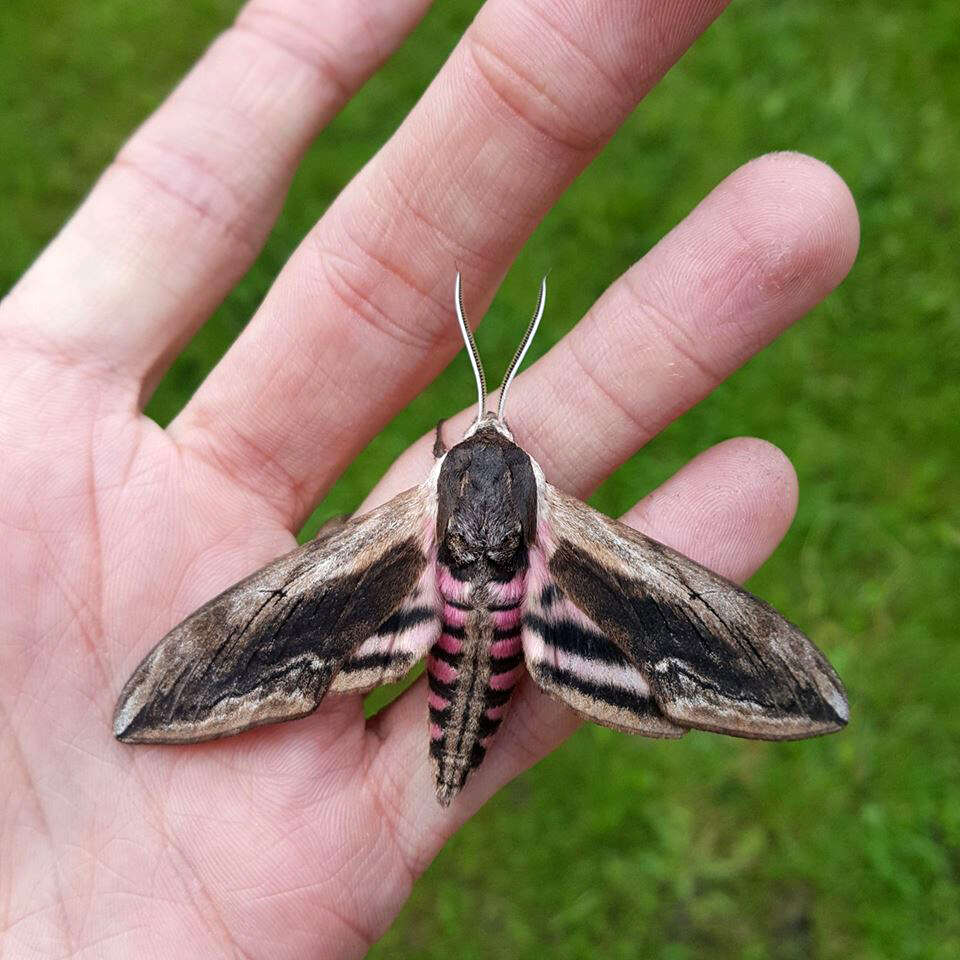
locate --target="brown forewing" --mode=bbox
[113,485,434,744]
[543,485,849,740]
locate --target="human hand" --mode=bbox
[0,0,858,956]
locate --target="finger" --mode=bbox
[365,436,798,887]
[366,152,859,509]
[518,151,859,493]
[0,0,434,395]
[171,0,732,526]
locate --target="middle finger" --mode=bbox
[171,0,730,527]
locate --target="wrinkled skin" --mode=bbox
[0,0,858,957]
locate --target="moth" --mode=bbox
[114,274,849,806]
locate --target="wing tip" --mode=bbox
[825,681,850,726]
[112,684,192,744]
[651,656,850,740]
[112,693,140,743]
[113,703,162,744]
[113,673,165,743]
[804,670,849,734]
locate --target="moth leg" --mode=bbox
[314,514,350,542]
[433,418,448,458]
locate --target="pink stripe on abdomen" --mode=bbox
[436,564,471,603]
[490,635,521,658]
[484,703,507,721]
[443,602,468,627]
[427,655,458,684]
[428,690,450,711]
[486,570,526,607]
[434,631,463,655]
[491,607,522,631]
[489,664,524,690]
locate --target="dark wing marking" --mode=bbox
[114,485,435,743]
[523,551,685,738]
[329,562,441,694]
[542,485,848,740]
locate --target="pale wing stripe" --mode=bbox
[533,647,652,698]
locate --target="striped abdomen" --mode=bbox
[428,565,526,805]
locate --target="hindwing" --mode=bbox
[523,548,685,737]
[330,561,441,694]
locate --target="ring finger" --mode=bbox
[365,151,859,509]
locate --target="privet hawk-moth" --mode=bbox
[114,274,848,806]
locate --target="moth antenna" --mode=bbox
[455,272,487,421]
[497,275,547,420]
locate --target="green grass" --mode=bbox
[2,0,959,957]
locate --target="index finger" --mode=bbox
[170,0,732,528]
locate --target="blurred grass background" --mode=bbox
[2,0,958,957]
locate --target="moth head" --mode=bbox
[461,410,514,443]
[454,271,547,438]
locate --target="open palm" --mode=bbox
[0,1,858,956]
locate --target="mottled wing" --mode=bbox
[329,561,440,694]
[114,485,436,743]
[523,554,685,737]
[540,484,848,739]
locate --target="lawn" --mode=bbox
[2,0,958,957]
